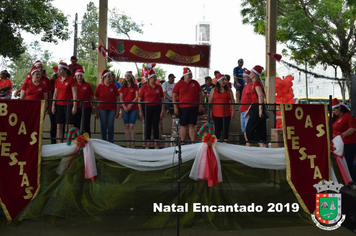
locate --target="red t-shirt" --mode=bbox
[250,80,264,104]
[68,63,83,76]
[138,84,163,106]
[0,79,13,94]
[54,76,76,105]
[172,79,202,108]
[332,112,356,145]
[21,81,48,99]
[76,82,94,109]
[212,88,231,117]
[95,83,119,110]
[240,83,253,112]
[119,84,139,111]
[26,74,53,93]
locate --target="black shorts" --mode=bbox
[179,106,198,126]
[55,104,75,125]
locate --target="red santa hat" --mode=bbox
[53,66,58,74]
[125,71,134,78]
[33,60,43,67]
[182,67,192,76]
[75,69,85,76]
[58,62,69,70]
[243,70,251,77]
[101,69,111,79]
[216,73,226,82]
[30,66,40,75]
[332,98,341,108]
[147,69,156,79]
[251,65,264,76]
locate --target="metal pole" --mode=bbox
[305,63,309,104]
[73,13,78,58]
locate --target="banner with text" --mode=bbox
[0,100,44,220]
[282,104,330,214]
[108,38,211,68]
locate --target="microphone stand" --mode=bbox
[175,119,182,236]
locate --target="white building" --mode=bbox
[277,63,348,99]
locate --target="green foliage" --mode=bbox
[109,8,144,39]
[7,41,56,90]
[82,64,98,92]
[240,0,356,99]
[77,1,98,67]
[0,0,69,59]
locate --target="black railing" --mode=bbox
[42,99,280,146]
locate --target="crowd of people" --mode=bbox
[0,57,276,148]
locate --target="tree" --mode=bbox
[241,0,356,101]
[77,1,99,67]
[7,41,55,90]
[0,0,69,59]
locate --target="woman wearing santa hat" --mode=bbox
[51,62,78,143]
[20,67,48,108]
[0,70,12,99]
[74,69,95,137]
[331,98,356,183]
[94,69,120,143]
[245,65,267,147]
[120,71,139,148]
[172,67,203,143]
[209,73,235,142]
[138,69,164,149]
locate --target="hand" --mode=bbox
[174,107,179,116]
[231,111,235,119]
[238,110,241,117]
[115,111,120,119]
[160,111,164,119]
[244,111,249,119]
[259,107,263,118]
[139,112,144,120]
[124,105,129,112]
[95,110,99,119]
[72,106,77,115]
[52,106,56,114]
[91,107,96,115]
[198,105,203,113]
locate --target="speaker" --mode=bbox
[352,74,356,117]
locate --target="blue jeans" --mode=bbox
[122,109,139,124]
[99,109,116,142]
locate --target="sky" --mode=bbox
[12,0,278,82]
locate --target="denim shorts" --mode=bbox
[240,110,250,133]
[122,109,139,124]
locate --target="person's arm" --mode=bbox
[119,92,128,112]
[90,95,96,114]
[208,88,215,103]
[160,96,165,119]
[342,127,356,138]
[172,92,179,116]
[229,90,235,118]
[128,91,139,111]
[198,91,203,113]
[20,90,26,99]
[255,86,264,118]
[94,96,99,119]
[71,86,77,115]
[43,92,48,112]
[52,88,58,114]
[115,96,120,118]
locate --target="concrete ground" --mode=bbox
[0,218,355,236]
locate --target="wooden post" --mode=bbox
[265,0,277,128]
[97,0,108,84]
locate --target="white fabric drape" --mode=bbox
[42,139,287,171]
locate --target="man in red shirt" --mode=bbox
[172,67,203,143]
[68,56,83,76]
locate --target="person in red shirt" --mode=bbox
[209,73,235,142]
[119,71,139,148]
[20,67,48,107]
[51,62,78,143]
[239,70,253,146]
[94,69,120,143]
[245,65,267,147]
[138,69,164,149]
[0,70,12,99]
[332,98,356,183]
[68,56,83,76]
[172,67,203,143]
[73,69,95,137]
